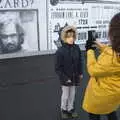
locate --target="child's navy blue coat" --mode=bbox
[55,43,82,86]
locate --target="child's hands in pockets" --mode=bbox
[66,79,72,85]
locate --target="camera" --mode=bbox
[88,30,98,42]
[85,30,98,50]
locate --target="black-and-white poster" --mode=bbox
[0,10,38,54]
[47,0,120,50]
[0,0,47,59]
[0,0,120,58]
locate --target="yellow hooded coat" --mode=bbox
[82,45,120,114]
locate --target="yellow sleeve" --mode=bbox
[87,50,113,77]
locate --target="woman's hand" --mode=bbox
[94,40,105,49]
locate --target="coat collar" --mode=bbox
[63,43,75,48]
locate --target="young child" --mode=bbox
[55,26,83,119]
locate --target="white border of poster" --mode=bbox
[47,0,120,50]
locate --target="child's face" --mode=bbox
[65,37,74,45]
[65,31,75,44]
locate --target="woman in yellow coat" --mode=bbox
[82,13,120,120]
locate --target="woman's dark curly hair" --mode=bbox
[108,12,120,53]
